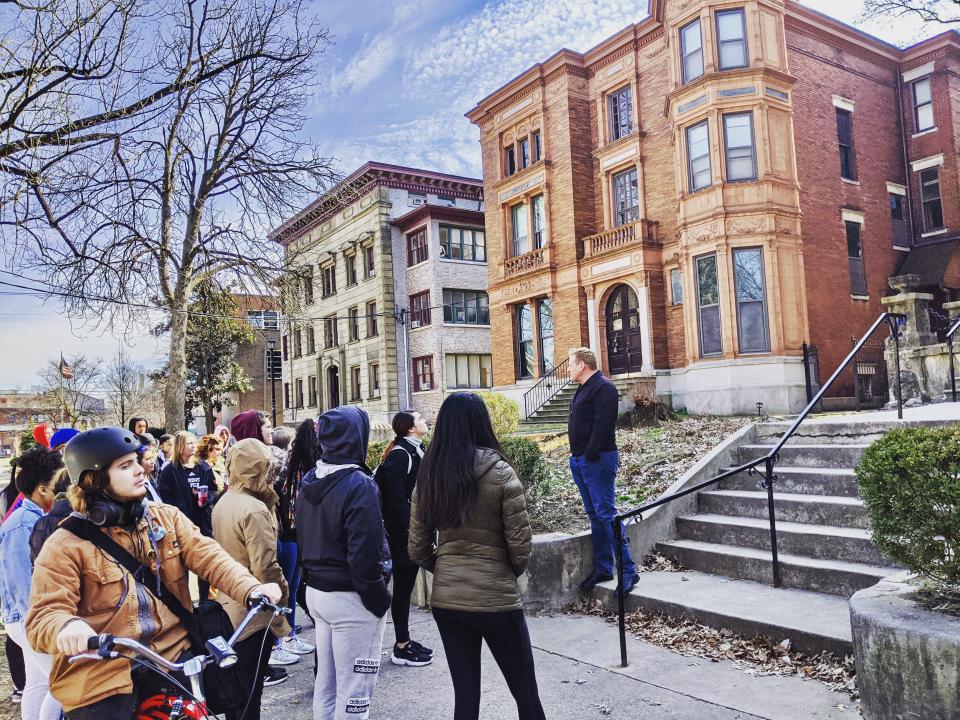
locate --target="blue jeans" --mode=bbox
[570,452,636,578]
[276,539,301,634]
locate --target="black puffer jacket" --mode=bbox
[296,406,391,618]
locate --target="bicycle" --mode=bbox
[70,595,291,720]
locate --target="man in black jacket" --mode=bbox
[567,347,639,594]
[296,405,391,720]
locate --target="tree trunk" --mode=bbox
[164,295,189,431]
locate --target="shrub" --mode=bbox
[501,436,551,489]
[856,425,960,589]
[18,428,37,453]
[617,397,676,429]
[478,391,520,438]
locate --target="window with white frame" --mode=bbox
[612,167,639,227]
[686,120,712,192]
[532,195,546,248]
[681,19,704,84]
[920,167,944,232]
[608,86,633,141]
[247,310,279,330]
[723,112,756,182]
[912,77,934,133]
[716,9,748,71]
[511,203,529,256]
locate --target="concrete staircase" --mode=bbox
[525,383,578,423]
[598,419,906,657]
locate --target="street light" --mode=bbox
[267,338,277,428]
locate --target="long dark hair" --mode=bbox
[415,392,505,529]
[380,410,416,464]
[287,419,319,483]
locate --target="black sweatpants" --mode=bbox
[225,628,272,720]
[431,607,546,720]
[390,562,420,645]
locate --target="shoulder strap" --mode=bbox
[61,516,204,647]
[390,445,413,475]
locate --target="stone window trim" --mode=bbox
[685,118,713,194]
[605,84,634,143]
[501,126,544,179]
[680,16,704,85]
[506,191,548,258]
[901,61,934,84]
[714,7,748,72]
[911,76,935,135]
[323,314,338,349]
[368,363,381,399]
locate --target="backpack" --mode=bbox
[372,445,414,526]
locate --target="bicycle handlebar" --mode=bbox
[71,596,291,672]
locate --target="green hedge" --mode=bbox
[500,436,551,489]
[856,425,960,588]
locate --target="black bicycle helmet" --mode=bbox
[63,427,142,483]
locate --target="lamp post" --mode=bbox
[267,338,277,427]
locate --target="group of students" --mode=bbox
[0,390,547,720]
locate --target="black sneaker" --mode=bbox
[407,639,433,657]
[579,572,614,592]
[391,643,433,667]
[263,666,289,687]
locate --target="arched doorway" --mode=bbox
[605,284,643,375]
[326,366,340,409]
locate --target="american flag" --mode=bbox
[59,354,73,380]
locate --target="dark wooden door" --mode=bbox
[327,366,340,409]
[605,284,643,375]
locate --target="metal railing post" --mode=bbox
[614,517,628,667]
[891,319,903,420]
[949,336,957,403]
[763,456,781,588]
[802,342,814,404]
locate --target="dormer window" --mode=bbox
[716,9,748,71]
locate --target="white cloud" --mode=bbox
[325,34,400,97]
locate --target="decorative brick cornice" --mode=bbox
[270,162,482,244]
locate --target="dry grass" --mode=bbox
[525,415,751,535]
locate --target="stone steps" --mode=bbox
[719,465,860,497]
[738,443,869,468]
[656,539,892,597]
[676,513,890,567]
[697,489,870,528]
[595,570,854,656]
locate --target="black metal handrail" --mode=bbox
[946,316,960,402]
[611,312,907,667]
[523,358,571,419]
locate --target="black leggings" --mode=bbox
[225,628,272,720]
[391,563,419,644]
[5,635,24,692]
[432,607,546,720]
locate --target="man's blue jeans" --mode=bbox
[570,451,636,578]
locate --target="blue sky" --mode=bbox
[0,0,931,391]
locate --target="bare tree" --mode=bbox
[102,346,155,426]
[863,0,960,25]
[34,354,106,427]
[5,0,341,430]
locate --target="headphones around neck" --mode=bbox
[87,494,148,527]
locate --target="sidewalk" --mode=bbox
[262,609,857,719]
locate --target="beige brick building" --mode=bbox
[271,163,486,426]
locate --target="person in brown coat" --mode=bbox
[26,427,282,719]
[212,438,291,720]
[409,392,545,720]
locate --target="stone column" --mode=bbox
[586,285,600,354]
[943,300,960,321]
[881,274,935,406]
[638,284,654,374]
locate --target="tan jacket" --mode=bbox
[213,439,290,641]
[408,448,532,612]
[26,503,262,712]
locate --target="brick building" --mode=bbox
[466,0,960,415]
[271,163,486,426]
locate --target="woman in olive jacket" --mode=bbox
[408,392,545,720]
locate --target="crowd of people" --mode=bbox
[0,347,631,720]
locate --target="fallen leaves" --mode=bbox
[527,416,751,534]
[568,600,860,700]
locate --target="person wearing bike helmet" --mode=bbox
[25,427,282,719]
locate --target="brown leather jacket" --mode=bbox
[26,503,262,712]
[408,448,532,612]
[213,439,290,641]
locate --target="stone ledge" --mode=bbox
[850,572,960,720]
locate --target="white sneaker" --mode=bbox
[268,646,300,666]
[283,635,315,655]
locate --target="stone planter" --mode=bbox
[850,572,960,720]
